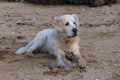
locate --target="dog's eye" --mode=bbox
[65,22,69,26]
[73,22,75,24]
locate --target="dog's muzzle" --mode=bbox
[72,28,77,37]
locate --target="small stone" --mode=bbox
[48,66,53,70]
[6,47,10,49]
[16,35,25,39]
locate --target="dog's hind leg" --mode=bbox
[25,37,47,56]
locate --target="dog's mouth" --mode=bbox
[68,33,77,38]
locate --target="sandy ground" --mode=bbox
[0,2,120,80]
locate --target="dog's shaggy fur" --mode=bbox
[15,14,85,68]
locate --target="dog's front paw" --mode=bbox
[25,52,33,56]
[65,51,79,63]
[57,61,68,68]
[77,59,86,69]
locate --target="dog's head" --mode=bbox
[53,14,79,38]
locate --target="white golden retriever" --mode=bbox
[15,14,85,68]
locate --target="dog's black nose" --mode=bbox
[72,28,77,33]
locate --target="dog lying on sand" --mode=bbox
[15,14,85,68]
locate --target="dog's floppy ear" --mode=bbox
[72,14,79,27]
[53,16,63,32]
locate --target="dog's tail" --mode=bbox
[15,47,26,54]
[15,41,33,54]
